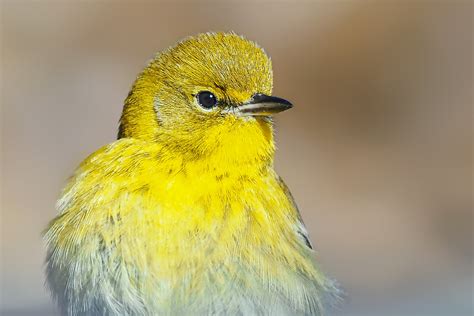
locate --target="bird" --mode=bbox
[44,32,337,316]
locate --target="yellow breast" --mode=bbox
[45,137,329,315]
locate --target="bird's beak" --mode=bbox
[234,94,293,117]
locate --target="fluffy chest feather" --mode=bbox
[45,139,325,315]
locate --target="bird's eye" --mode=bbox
[196,91,218,109]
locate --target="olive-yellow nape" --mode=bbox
[44,32,337,316]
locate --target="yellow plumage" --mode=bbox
[44,32,336,315]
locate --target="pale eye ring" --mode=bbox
[196,91,218,109]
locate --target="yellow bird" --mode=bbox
[44,32,337,316]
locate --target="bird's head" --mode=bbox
[119,32,292,165]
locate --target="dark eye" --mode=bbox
[197,91,218,109]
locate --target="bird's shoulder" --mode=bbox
[52,138,163,222]
[276,176,314,250]
[78,137,159,173]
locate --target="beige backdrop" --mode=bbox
[1,1,472,315]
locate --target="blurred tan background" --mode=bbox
[1,1,472,315]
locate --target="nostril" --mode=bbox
[251,93,265,102]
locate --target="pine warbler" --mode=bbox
[44,32,337,316]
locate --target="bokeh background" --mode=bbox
[1,1,472,315]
